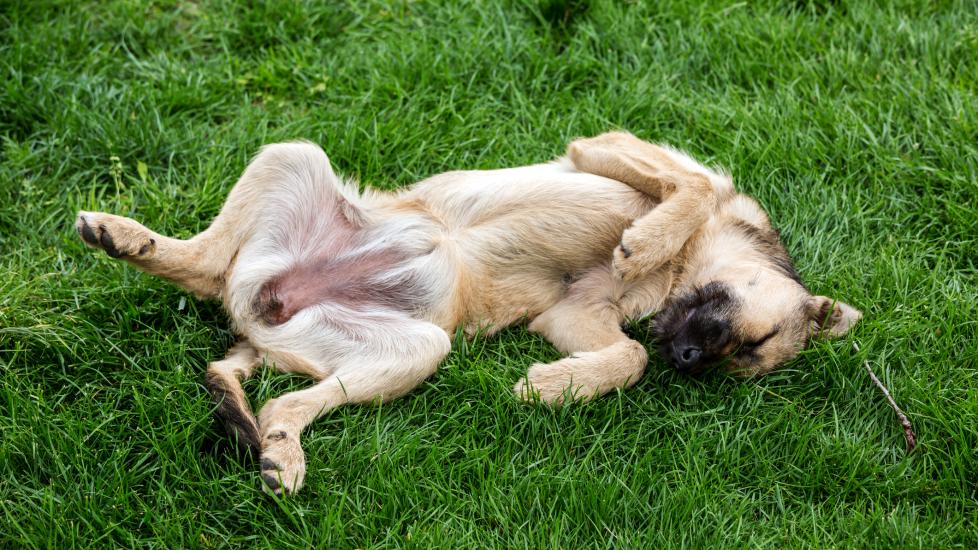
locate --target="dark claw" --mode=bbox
[79,219,99,245]
[262,473,281,493]
[266,431,288,442]
[137,238,155,256]
[98,224,123,258]
[619,240,632,258]
[261,458,280,472]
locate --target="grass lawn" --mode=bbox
[2,0,977,547]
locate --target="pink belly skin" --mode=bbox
[253,248,422,325]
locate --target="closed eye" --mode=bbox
[737,328,779,356]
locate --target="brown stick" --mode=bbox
[852,343,917,453]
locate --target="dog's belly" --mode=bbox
[224,195,453,337]
[405,163,657,330]
[252,248,422,325]
[226,162,656,341]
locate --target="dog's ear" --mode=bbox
[806,296,862,338]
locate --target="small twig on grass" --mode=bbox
[853,342,917,453]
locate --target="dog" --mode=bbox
[75,132,861,495]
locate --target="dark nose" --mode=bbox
[671,344,702,372]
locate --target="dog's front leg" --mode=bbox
[567,131,734,281]
[515,340,649,405]
[514,265,671,404]
[254,318,450,496]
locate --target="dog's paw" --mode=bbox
[611,237,639,281]
[514,358,587,405]
[611,228,669,282]
[75,211,156,259]
[259,429,306,497]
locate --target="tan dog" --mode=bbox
[75,132,860,495]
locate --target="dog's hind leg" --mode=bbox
[566,132,734,281]
[76,142,359,298]
[75,210,236,297]
[253,315,451,496]
[204,340,262,453]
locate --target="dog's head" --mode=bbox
[653,196,861,376]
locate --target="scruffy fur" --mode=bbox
[75,132,861,495]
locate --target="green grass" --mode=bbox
[1,0,976,547]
